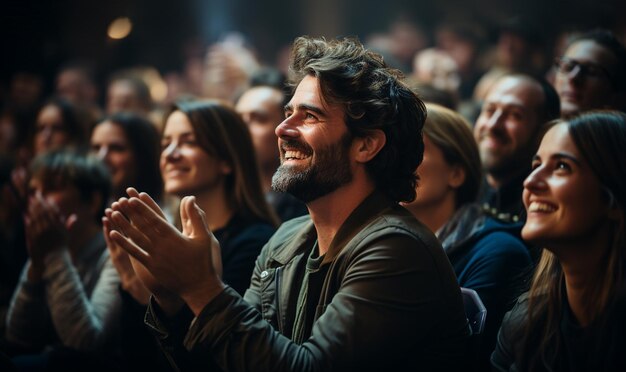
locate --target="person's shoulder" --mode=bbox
[260,214,313,256]
[501,292,533,329]
[274,214,312,235]
[474,222,527,251]
[375,204,439,245]
[372,203,422,230]
[352,205,442,261]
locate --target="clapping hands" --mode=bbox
[107,188,224,315]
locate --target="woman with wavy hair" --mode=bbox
[492,111,626,371]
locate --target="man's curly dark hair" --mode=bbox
[287,36,426,203]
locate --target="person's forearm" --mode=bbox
[45,251,121,350]
[5,263,49,348]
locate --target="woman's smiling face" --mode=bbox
[522,123,610,248]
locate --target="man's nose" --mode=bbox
[564,63,584,81]
[485,110,504,130]
[96,146,108,160]
[275,116,300,139]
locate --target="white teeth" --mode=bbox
[284,150,307,160]
[528,202,556,212]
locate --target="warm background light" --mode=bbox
[108,17,132,40]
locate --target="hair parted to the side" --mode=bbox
[519,110,626,371]
[168,100,278,226]
[288,36,426,203]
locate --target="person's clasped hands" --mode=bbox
[24,191,77,280]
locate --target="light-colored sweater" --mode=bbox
[5,233,121,352]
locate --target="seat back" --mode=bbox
[460,287,487,335]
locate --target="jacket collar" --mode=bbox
[268,190,394,266]
[323,190,394,264]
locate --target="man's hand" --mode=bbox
[109,188,224,315]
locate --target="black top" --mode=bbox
[213,213,276,295]
[492,291,626,371]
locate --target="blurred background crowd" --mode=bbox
[2,0,625,125]
[1,0,626,370]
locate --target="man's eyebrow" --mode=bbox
[284,103,327,117]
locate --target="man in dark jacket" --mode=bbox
[108,36,470,371]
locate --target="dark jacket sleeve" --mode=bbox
[220,224,274,296]
[144,299,211,372]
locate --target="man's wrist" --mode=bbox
[180,275,225,316]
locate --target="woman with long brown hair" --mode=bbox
[157,99,278,294]
[492,111,626,371]
[101,100,278,371]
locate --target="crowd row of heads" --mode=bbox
[5,33,626,218]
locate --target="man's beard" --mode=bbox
[271,133,353,203]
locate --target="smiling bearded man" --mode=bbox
[108,36,471,372]
[271,131,353,203]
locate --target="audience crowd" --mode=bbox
[1,16,625,371]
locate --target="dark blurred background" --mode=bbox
[1,0,625,101]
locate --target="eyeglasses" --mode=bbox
[554,57,613,81]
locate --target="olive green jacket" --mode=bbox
[147,191,470,371]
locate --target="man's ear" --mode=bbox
[353,130,386,163]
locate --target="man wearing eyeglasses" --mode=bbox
[554,29,626,118]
